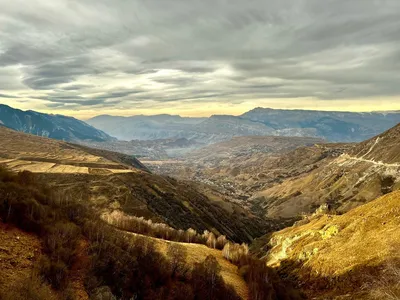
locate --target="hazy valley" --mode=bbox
[1,104,400,300]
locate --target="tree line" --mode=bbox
[104,210,230,250]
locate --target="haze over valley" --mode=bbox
[2,0,400,299]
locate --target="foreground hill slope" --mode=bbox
[0,221,249,299]
[252,123,400,218]
[257,190,400,299]
[0,167,248,300]
[0,104,112,142]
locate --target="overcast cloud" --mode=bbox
[1,0,400,117]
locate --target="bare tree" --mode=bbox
[206,232,217,249]
[203,255,222,299]
[167,243,188,277]
[216,235,228,250]
[186,228,197,243]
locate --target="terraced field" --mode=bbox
[0,127,142,175]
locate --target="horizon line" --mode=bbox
[1,102,400,121]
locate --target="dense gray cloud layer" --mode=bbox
[0,0,400,113]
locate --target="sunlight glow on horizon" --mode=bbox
[2,97,400,120]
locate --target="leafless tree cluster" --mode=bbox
[222,242,250,264]
[105,211,231,249]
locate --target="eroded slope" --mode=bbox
[259,190,400,299]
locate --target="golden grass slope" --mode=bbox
[264,190,400,299]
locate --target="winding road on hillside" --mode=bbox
[341,154,400,168]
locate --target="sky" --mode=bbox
[1,0,400,119]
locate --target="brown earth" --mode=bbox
[0,223,42,292]
[69,240,90,300]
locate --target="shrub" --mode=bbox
[38,257,69,290]
[0,169,83,291]
[0,274,57,300]
[222,242,303,299]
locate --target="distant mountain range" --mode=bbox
[242,107,400,142]
[1,104,399,145]
[87,108,400,143]
[0,104,112,142]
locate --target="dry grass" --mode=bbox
[266,190,400,298]
[3,160,89,174]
